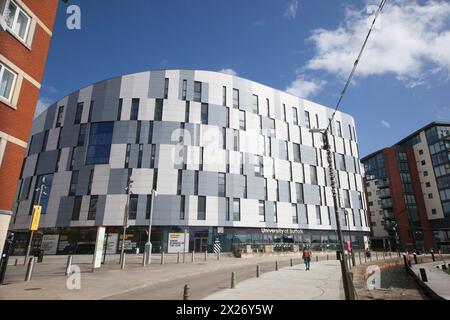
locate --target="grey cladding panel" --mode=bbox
[35,151,58,175]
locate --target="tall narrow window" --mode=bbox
[273,202,278,223]
[201,103,208,124]
[42,130,49,152]
[87,169,94,195]
[164,78,169,99]
[197,196,206,220]
[282,104,287,122]
[153,168,158,191]
[74,102,83,124]
[194,81,202,102]
[266,98,270,117]
[222,86,227,106]
[292,107,298,125]
[239,110,246,130]
[233,88,239,108]
[136,121,141,144]
[348,124,353,140]
[145,194,152,219]
[296,183,303,204]
[117,99,123,121]
[185,101,190,123]
[243,175,247,198]
[336,121,342,137]
[292,204,298,224]
[222,128,227,149]
[233,198,240,221]
[125,144,131,168]
[316,206,322,225]
[194,171,199,195]
[310,165,318,185]
[180,195,185,220]
[233,130,239,151]
[72,196,82,221]
[226,107,230,127]
[150,144,156,167]
[69,171,79,196]
[182,79,187,100]
[128,195,138,220]
[0,62,17,101]
[137,144,143,168]
[304,111,311,129]
[130,98,139,120]
[87,195,98,220]
[293,143,301,162]
[177,170,182,195]
[154,99,163,121]
[88,101,94,122]
[56,106,64,127]
[259,200,265,222]
[252,94,259,113]
[226,198,230,221]
[264,178,268,200]
[77,124,87,146]
[218,173,226,197]
[255,155,263,177]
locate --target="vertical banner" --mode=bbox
[30,205,42,231]
[92,226,106,269]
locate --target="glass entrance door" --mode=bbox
[194,237,208,252]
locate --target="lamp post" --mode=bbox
[311,128,351,300]
[144,189,157,266]
[24,177,46,265]
[120,177,133,267]
[393,223,400,257]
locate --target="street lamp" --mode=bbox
[120,177,133,268]
[310,128,352,300]
[393,223,401,257]
[143,189,157,266]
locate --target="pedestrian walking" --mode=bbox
[302,246,312,270]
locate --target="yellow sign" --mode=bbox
[30,205,42,231]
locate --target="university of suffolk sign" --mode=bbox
[261,228,303,235]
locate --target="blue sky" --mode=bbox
[37,0,450,157]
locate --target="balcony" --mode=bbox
[383,210,395,220]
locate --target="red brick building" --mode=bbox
[0,0,60,254]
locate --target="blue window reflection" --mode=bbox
[86,122,114,165]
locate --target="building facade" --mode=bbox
[10,70,369,254]
[0,0,60,254]
[362,122,450,252]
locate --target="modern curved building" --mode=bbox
[10,70,369,254]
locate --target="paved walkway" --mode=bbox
[410,259,450,300]
[203,260,343,300]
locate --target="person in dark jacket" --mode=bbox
[302,247,312,270]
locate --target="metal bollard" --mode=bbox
[275,261,279,271]
[327,254,329,261]
[161,252,165,265]
[364,252,367,263]
[183,284,190,300]
[231,272,236,288]
[431,250,435,262]
[191,251,195,263]
[419,268,428,282]
[65,255,73,276]
[204,251,207,261]
[413,253,418,264]
[403,254,408,271]
[25,257,35,282]
[375,251,378,260]
[290,258,293,267]
[177,252,180,264]
[121,253,126,270]
[217,252,220,261]
[351,252,356,267]
[256,265,260,278]
[183,250,186,264]
[389,252,392,259]
[358,251,362,265]
[14,258,18,266]
[383,251,386,261]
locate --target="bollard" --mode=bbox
[183,284,190,300]
[275,261,279,271]
[383,251,386,261]
[231,272,236,289]
[65,255,73,276]
[413,253,418,264]
[204,251,207,261]
[183,250,186,264]
[121,253,126,270]
[419,268,428,282]
[358,251,362,265]
[403,254,408,271]
[431,250,435,262]
[177,252,180,264]
[256,265,260,278]
[364,252,367,263]
[217,252,220,261]
[24,257,35,282]
[375,251,378,260]
[327,254,329,261]
[442,264,447,270]
[161,252,165,265]
[315,256,319,262]
[290,258,293,267]
[191,251,195,263]
[14,258,18,266]
[351,252,356,267]
[389,252,392,259]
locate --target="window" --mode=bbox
[150,144,156,168]
[137,144,143,168]
[86,122,114,165]
[222,86,227,106]
[194,81,202,102]
[296,183,304,203]
[128,195,138,220]
[292,204,298,224]
[432,208,437,215]
[226,198,230,220]
[266,99,270,117]
[233,88,239,108]
[154,99,163,121]
[88,101,94,122]
[426,182,431,188]
[273,202,278,222]
[145,195,153,219]
[252,94,259,113]
[179,195,185,220]
[292,107,298,125]
[282,104,287,122]
[0,62,17,101]
[87,169,94,195]
[130,98,139,120]
[41,130,49,152]
[419,149,423,155]
[293,143,301,162]
[239,110,246,130]
[343,190,351,208]
[218,173,226,197]
[194,171,199,195]
[259,200,265,222]
[255,156,264,177]
[428,193,433,199]
[336,121,342,137]
[243,175,247,198]
[197,196,206,220]
[164,78,169,99]
[424,171,428,177]
[177,170,182,195]
[182,79,187,100]
[77,124,87,146]
[116,99,123,121]
[233,198,241,221]
[69,171,79,196]
[72,196,82,221]
[201,103,208,124]
[87,195,98,220]
[233,130,239,151]
[124,144,131,168]
[304,111,311,129]
[74,103,84,124]
[310,165,318,185]
[3,0,31,41]
[348,125,353,140]
[316,206,322,225]
[136,121,141,144]
[56,106,64,127]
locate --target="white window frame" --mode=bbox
[3,0,31,42]
[0,62,18,102]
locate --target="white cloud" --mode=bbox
[219,68,238,76]
[305,0,450,87]
[34,97,53,118]
[284,0,299,19]
[381,120,391,128]
[286,74,326,99]
[252,19,265,27]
